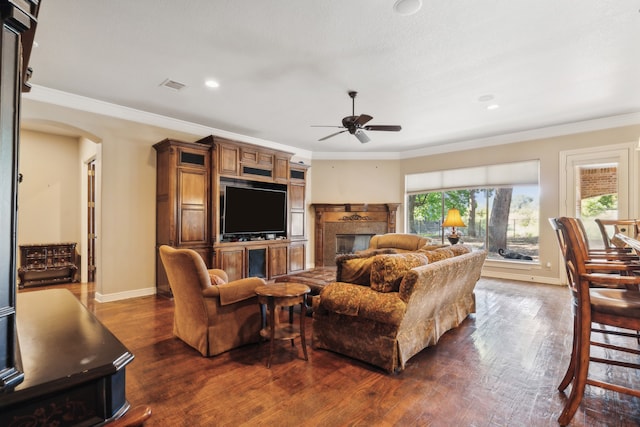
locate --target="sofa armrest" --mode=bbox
[319,282,406,325]
[202,277,266,305]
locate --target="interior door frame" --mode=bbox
[557,142,638,283]
[559,142,637,219]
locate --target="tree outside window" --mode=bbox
[408,185,539,261]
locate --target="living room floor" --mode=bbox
[20,278,640,426]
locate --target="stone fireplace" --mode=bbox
[312,203,399,267]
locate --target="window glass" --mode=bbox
[407,185,539,261]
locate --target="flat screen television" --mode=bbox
[223,185,287,235]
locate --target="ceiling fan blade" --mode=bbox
[363,125,402,132]
[354,129,370,144]
[354,114,373,126]
[311,125,344,128]
[319,130,348,141]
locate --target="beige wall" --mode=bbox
[19,97,640,297]
[317,125,639,284]
[21,99,204,300]
[18,130,81,249]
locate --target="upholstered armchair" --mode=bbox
[159,245,265,356]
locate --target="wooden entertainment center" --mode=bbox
[154,136,309,296]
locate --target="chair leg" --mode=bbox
[558,315,591,426]
[559,315,579,391]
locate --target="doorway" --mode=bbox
[87,159,96,282]
[560,142,637,249]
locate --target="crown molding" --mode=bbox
[24,85,639,162]
[398,112,640,159]
[23,85,313,159]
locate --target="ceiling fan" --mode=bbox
[313,91,402,143]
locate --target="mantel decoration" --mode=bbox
[340,214,372,221]
[442,208,466,245]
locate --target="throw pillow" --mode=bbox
[335,249,397,285]
[209,273,227,286]
[418,243,447,251]
[419,248,454,263]
[448,244,472,256]
[369,253,429,293]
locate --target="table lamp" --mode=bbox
[442,208,466,245]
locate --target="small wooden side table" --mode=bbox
[255,283,310,368]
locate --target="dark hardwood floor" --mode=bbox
[19,278,640,426]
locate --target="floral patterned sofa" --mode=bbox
[312,244,487,373]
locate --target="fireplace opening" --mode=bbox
[336,234,374,256]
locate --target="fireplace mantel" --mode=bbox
[312,203,399,267]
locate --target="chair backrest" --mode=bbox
[159,245,210,321]
[595,218,640,249]
[552,217,591,299]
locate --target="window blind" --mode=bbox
[405,160,540,194]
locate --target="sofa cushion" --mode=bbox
[449,244,472,256]
[335,249,397,285]
[418,243,448,251]
[370,253,429,293]
[320,282,407,325]
[418,247,455,263]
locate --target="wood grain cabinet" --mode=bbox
[155,136,309,292]
[216,242,289,281]
[154,139,212,296]
[288,163,309,272]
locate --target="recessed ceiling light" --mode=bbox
[393,0,422,16]
[477,94,494,102]
[205,79,220,88]
[487,104,500,110]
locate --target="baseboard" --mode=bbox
[95,287,157,303]
[481,269,563,286]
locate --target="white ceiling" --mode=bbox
[27,0,640,156]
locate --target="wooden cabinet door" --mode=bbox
[217,247,245,282]
[268,245,288,278]
[289,243,305,273]
[274,157,289,182]
[289,183,305,238]
[178,169,208,244]
[218,144,239,176]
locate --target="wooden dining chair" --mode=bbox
[549,218,640,279]
[595,218,640,251]
[577,218,638,261]
[552,217,640,426]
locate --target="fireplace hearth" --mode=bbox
[312,203,399,267]
[336,234,374,256]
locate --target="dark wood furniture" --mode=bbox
[18,242,78,288]
[613,232,640,253]
[154,139,212,296]
[595,218,640,249]
[255,283,310,368]
[0,289,134,426]
[0,3,143,424]
[550,217,640,426]
[154,136,309,295]
[0,0,41,392]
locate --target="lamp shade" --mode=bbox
[442,209,466,228]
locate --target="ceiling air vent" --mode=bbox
[160,78,186,91]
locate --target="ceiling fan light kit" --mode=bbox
[315,91,402,143]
